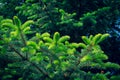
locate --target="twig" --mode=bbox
[9,44,50,78]
[9,44,26,60]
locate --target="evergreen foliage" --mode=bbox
[0,0,120,80]
[15,0,83,35]
[0,16,120,80]
[0,0,21,18]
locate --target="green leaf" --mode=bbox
[36,33,41,38]
[110,75,120,80]
[38,41,44,46]
[58,36,70,43]
[1,19,13,24]
[73,22,83,27]
[53,32,60,44]
[104,62,120,69]
[23,27,31,33]
[27,41,39,49]
[28,48,36,54]
[61,61,69,71]
[13,16,21,28]
[79,43,87,48]
[70,43,80,48]
[35,53,43,62]
[89,35,93,41]
[80,54,92,62]
[59,56,66,60]
[46,63,52,69]
[97,33,110,43]
[21,47,28,52]
[43,37,53,43]
[59,9,65,15]
[82,36,90,44]
[92,33,102,45]
[48,44,55,49]
[41,32,50,38]
[2,23,17,29]
[53,60,59,65]
[67,48,76,55]
[10,31,19,38]
[21,20,34,30]
[2,75,12,79]
[92,73,108,80]
[4,38,11,43]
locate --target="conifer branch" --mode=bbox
[30,61,50,78]
[9,44,26,60]
[9,44,50,78]
[18,25,28,58]
[39,0,56,27]
[18,27,27,46]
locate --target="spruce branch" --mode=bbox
[18,26,27,46]
[30,61,50,78]
[39,0,56,26]
[39,47,54,64]
[76,45,92,66]
[9,44,26,60]
[9,44,50,78]
[17,24,28,58]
